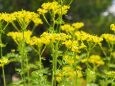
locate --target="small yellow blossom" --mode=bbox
[76,70,83,78]
[0,13,16,22]
[0,57,9,67]
[28,36,42,46]
[37,8,48,14]
[56,72,63,82]
[110,24,115,32]
[81,58,88,63]
[72,22,84,30]
[7,30,32,44]
[12,10,42,26]
[37,1,70,15]
[105,71,115,78]
[75,31,103,44]
[61,24,75,32]
[88,55,104,66]
[101,34,115,44]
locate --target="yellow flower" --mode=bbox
[76,66,82,70]
[0,57,9,67]
[28,36,42,46]
[101,34,115,44]
[75,31,89,41]
[88,55,104,66]
[61,24,75,32]
[0,13,16,22]
[37,1,70,15]
[40,32,70,45]
[76,70,83,78]
[63,40,81,53]
[57,5,70,15]
[110,24,115,32]
[81,58,88,63]
[105,71,115,78]
[75,31,103,44]
[12,10,42,26]
[62,40,72,48]
[37,8,48,14]
[7,30,32,44]
[56,72,63,82]
[72,22,84,30]
[71,41,80,52]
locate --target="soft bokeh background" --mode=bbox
[0,0,114,35]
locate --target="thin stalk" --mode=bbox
[38,46,42,69]
[11,22,20,31]
[99,45,107,57]
[43,14,50,26]
[0,22,6,86]
[2,66,6,86]
[52,42,59,86]
[3,23,9,31]
[52,43,55,86]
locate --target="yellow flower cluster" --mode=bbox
[7,30,32,44]
[61,22,84,32]
[72,22,84,29]
[0,58,9,67]
[81,55,104,66]
[75,31,103,44]
[0,10,43,26]
[28,36,43,46]
[40,32,70,42]
[63,55,75,65]
[63,40,86,52]
[101,34,115,44]
[28,32,70,46]
[88,55,104,66]
[105,71,115,78]
[110,24,115,32]
[12,10,43,26]
[0,13,16,22]
[56,66,83,82]
[37,1,70,15]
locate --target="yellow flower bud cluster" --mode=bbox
[75,31,103,45]
[63,40,86,53]
[63,55,75,65]
[12,10,43,26]
[105,71,115,78]
[40,32,71,43]
[7,30,32,44]
[101,34,115,44]
[0,10,43,26]
[28,36,43,46]
[61,22,84,32]
[88,55,104,66]
[28,32,71,46]
[56,66,83,82]
[110,24,115,32]
[0,13,16,22]
[0,57,9,67]
[37,1,70,15]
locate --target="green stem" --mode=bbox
[52,43,58,86]
[43,14,50,26]
[3,23,9,31]
[0,22,6,86]
[11,22,20,31]
[38,46,42,69]
[2,66,6,86]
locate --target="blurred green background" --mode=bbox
[0,0,114,35]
